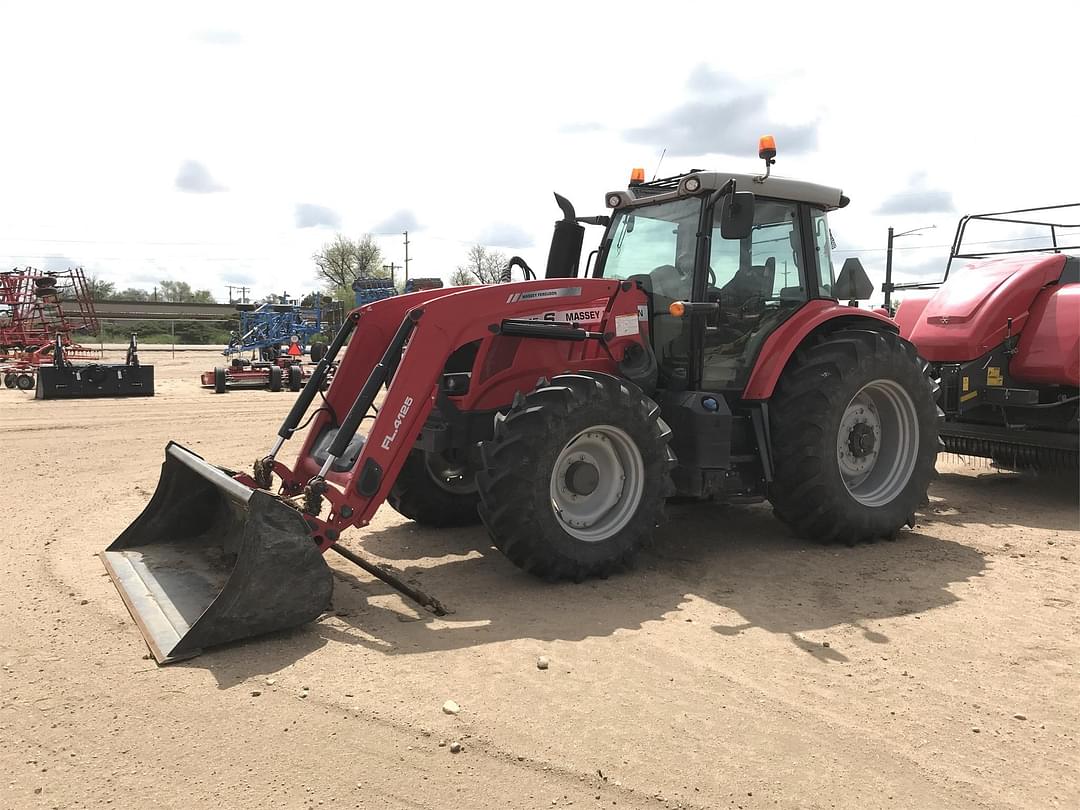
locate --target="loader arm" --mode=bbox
[104,278,647,663]
[280,278,645,551]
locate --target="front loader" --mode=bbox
[104,139,941,663]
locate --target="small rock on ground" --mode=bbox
[537,656,550,670]
[442,700,460,715]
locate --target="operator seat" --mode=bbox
[720,256,775,313]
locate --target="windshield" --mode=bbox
[597,197,701,295]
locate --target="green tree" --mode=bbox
[84,274,116,301]
[111,287,151,301]
[158,280,191,302]
[456,244,508,285]
[313,234,385,302]
[449,268,475,287]
[158,280,215,303]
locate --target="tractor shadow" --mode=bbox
[175,463,1080,685]
[926,466,1079,532]
[185,500,989,685]
[309,499,988,663]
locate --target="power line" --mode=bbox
[0,237,241,246]
[0,254,277,261]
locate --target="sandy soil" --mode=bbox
[1,351,1077,810]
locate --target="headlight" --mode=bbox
[684,176,701,192]
[607,194,621,207]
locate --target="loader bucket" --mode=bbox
[102,442,332,664]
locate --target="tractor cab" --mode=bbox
[593,154,854,394]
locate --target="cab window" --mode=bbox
[812,209,835,297]
[701,199,808,389]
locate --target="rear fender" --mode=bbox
[741,301,898,400]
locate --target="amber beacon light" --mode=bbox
[758,135,777,161]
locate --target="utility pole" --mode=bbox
[382,263,401,287]
[883,224,935,311]
[225,285,250,304]
[883,227,895,311]
[403,231,411,287]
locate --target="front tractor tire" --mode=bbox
[388,449,482,527]
[768,329,939,544]
[477,372,674,581]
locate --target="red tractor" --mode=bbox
[886,204,1079,471]
[103,141,941,663]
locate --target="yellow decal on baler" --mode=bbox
[962,376,969,392]
[987,367,1003,386]
[960,390,979,403]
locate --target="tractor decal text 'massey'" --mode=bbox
[525,308,605,324]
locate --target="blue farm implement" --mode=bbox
[353,277,398,307]
[202,293,330,393]
[225,293,326,362]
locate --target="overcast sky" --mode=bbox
[1,1,1076,304]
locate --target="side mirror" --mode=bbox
[834,257,875,302]
[719,191,755,240]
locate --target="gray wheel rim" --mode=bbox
[836,379,919,507]
[549,425,645,542]
[424,450,478,495]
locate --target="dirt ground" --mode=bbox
[1,350,1077,810]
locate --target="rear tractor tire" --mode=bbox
[768,329,940,544]
[477,372,675,581]
[213,366,228,394]
[388,449,482,527]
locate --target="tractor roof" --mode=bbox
[605,171,848,212]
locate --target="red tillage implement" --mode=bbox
[1,267,101,390]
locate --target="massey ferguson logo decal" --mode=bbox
[381,396,415,450]
[506,287,582,303]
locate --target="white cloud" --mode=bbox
[625,66,817,157]
[372,209,421,233]
[175,161,226,194]
[477,223,534,250]
[295,203,341,229]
